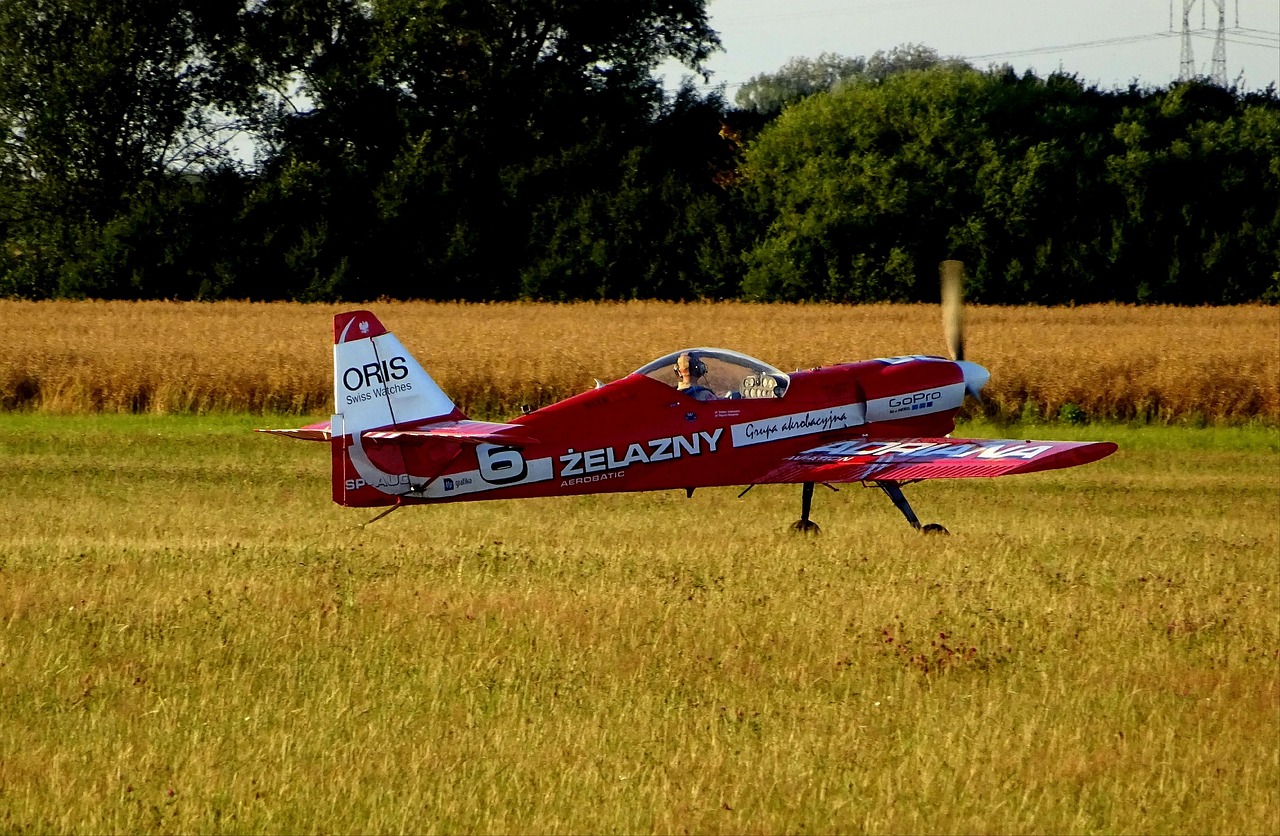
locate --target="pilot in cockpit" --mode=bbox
[675,352,716,401]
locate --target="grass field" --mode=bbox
[4,300,1277,423]
[1,414,1276,834]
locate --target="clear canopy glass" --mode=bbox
[633,348,790,400]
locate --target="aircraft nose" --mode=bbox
[956,360,990,399]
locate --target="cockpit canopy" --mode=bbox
[633,348,790,400]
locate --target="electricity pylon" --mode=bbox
[1178,0,1228,85]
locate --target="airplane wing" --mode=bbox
[756,437,1117,484]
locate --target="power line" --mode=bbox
[967,32,1177,63]
[1217,35,1280,49]
[1211,31,1280,47]
[1233,27,1280,40]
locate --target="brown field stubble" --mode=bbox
[1,300,1276,423]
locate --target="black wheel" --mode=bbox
[920,523,949,535]
[791,519,821,535]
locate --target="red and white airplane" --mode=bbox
[261,266,1115,532]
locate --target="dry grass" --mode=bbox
[0,414,1276,834]
[2,300,1277,423]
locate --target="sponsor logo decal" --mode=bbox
[341,356,413,405]
[802,439,1055,461]
[887,390,942,415]
[731,403,866,447]
[415,451,554,499]
[344,383,413,405]
[865,383,965,422]
[558,429,724,481]
[342,357,409,391]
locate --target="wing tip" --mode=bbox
[1005,440,1118,475]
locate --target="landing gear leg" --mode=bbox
[792,481,821,534]
[874,480,948,534]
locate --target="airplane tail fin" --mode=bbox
[332,310,464,431]
[262,311,541,508]
[259,310,464,507]
[326,310,465,505]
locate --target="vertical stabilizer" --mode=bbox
[332,310,463,433]
[331,310,463,505]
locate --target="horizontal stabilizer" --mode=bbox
[759,437,1117,484]
[362,420,538,447]
[256,419,332,442]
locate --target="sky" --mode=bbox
[662,0,1280,97]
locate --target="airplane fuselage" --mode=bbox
[337,356,970,507]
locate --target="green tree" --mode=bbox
[736,45,967,115]
[739,67,1001,301]
[247,0,721,300]
[518,85,746,300]
[736,53,867,115]
[738,66,1279,304]
[1104,82,1280,303]
[0,0,264,297]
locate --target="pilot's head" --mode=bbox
[675,352,707,389]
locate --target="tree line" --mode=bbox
[1,1,1276,304]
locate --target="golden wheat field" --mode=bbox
[2,300,1277,423]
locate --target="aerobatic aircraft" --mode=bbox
[260,263,1116,532]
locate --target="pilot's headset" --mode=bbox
[675,352,707,382]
